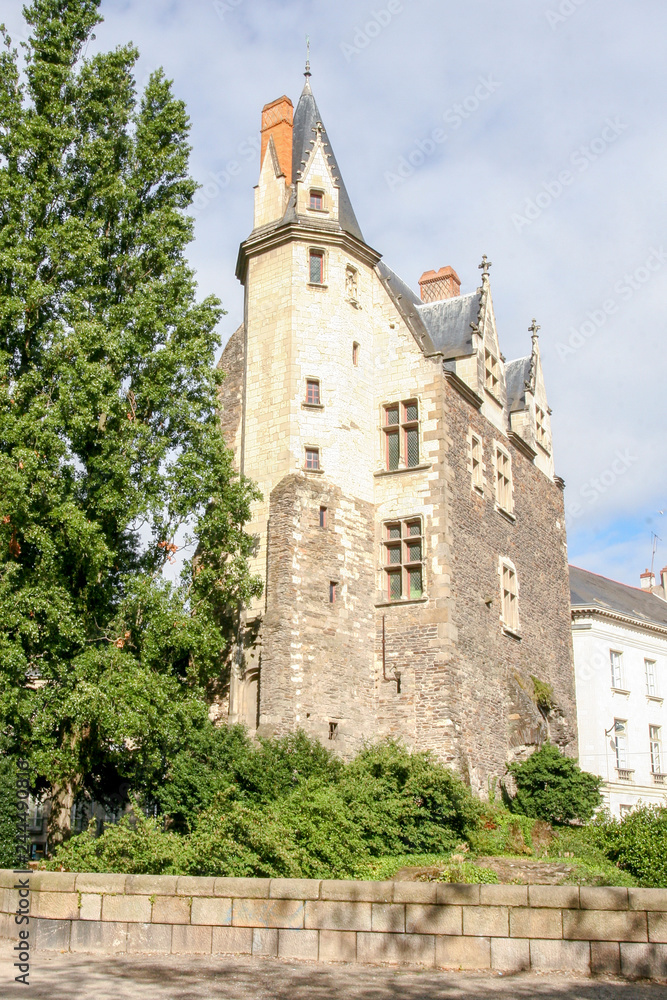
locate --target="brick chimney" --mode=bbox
[640,569,655,590]
[260,96,294,185]
[418,266,461,303]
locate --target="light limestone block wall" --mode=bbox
[2,870,666,979]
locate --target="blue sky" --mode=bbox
[4,0,666,586]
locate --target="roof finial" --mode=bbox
[305,35,311,78]
[529,318,540,341]
[478,254,492,281]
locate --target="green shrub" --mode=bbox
[438,862,499,884]
[469,804,537,855]
[507,744,602,824]
[590,806,667,888]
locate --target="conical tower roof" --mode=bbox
[290,79,364,243]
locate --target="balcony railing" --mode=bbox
[616,768,634,782]
[653,773,665,786]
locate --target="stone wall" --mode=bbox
[2,871,666,979]
[444,376,577,794]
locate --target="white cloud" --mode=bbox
[4,0,665,586]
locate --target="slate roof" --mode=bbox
[505,356,532,412]
[416,292,481,359]
[569,565,667,629]
[288,80,364,243]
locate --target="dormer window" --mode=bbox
[485,349,500,395]
[535,405,550,453]
[309,190,324,211]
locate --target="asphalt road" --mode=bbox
[1,954,666,1000]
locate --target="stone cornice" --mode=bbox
[443,369,483,410]
[572,605,667,638]
[508,431,537,462]
[236,223,382,283]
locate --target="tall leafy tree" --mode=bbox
[0,0,261,820]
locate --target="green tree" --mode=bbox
[0,1,261,819]
[507,743,602,825]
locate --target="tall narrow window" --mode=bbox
[485,348,500,395]
[650,726,662,775]
[383,518,424,601]
[319,506,327,528]
[328,721,338,740]
[329,581,337,604]
[309,249,324,284]
[306,379,321,405]
[383,400,419,471]
[352,341,359,366]
[610,650,624,689]
[495,447,513,512]
[646,658,657,696]
[500,561,519,632]
[613,719,628,770]
[471,434,483,491]
[309,189,323,210]
[305,447,320,471]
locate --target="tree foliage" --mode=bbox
[507,743,602,825]
[0,0,261,806]
[590,806,667,888]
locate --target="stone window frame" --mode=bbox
[645,657,658,697]
[498,556,520,637]
[308,247,327,286]
[382,398,420,472]
[484,347,501,398]
[319,505,328,529]
[468,429,485,494]
[381,516,425,603]
[304,446,323,473]
[649,724,663,775]
[303,377,324,409]
[535,403,551,454]
[610,649,625,690]
[492,441,514,518]
[329,580,338,604]
[308,188,326,212]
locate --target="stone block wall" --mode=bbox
[2,872,666,979]
[444,375,577,793]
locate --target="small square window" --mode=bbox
[306,379,320,405]
[319,506,327,528]
[309,250,324,284]
[305,448,320,470]
[309,190,323,210]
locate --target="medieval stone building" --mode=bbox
[218,69,577,793]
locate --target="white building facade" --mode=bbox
[571,565,667,817]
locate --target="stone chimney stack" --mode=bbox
[640,569,656,591]
[260,96,294,185]
[418,266,461,303]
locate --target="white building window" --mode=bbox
[645,659,657,696]
[650,725,662,775]
[613,719,628,770]
[495,446,513,513]
[500,560,519,632]
[610,650,624,689]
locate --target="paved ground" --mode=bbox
[1,954,666,1000]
